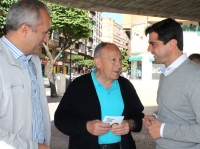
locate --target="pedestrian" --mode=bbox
[136,68,142,79]
[188,53,200,65]
[143,18,200,149]
[0,0,51,148]
[126,70,131,80]
[54,42,144,149]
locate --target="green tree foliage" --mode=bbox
[67,54,94,67]
[46,3,92,41]
[120,49,130,72]
[67,54,84,66]
[0,0,17,37]
[84,59,94,67]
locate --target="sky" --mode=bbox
[101,12,122,25]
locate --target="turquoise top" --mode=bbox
[91,68,124,144]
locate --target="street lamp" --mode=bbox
[69,49,72,83]
[66,47,78,83]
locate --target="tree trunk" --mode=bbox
[46,63,58,97]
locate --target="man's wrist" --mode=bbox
[128,119,136,130]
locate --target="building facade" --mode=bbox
[102,18,130,51]
[91,11,102,50]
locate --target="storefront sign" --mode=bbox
[152,64,162,80]
[181,23,200,36]
[55,61,63,66]
[41,59,48,65]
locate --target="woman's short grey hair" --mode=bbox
[6,0,50,33]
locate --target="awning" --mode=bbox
[129,56,142,62]
[41,59,48,64]
[149,57,155,62]
[55,61,63,66]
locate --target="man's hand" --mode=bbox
[38,144,50,149]
[86,120,111,136]
[148,119,162,139]
[142,115,156,129]
[111,120,130,136]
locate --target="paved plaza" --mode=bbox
[48,80,159,149]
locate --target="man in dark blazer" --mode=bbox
[54,42,144,149]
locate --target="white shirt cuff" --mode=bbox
[160,123,165,137]
[152,113,157,118]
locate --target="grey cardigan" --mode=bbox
[0,40,51,148]
[155,59,200,149]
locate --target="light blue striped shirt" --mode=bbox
[1,36,44,143]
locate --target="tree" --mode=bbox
[0,0,17,37]
[120,49,130,72]
[67,54,85,66]
[43,3,92,97]
[67,55,94,70]
[84,59,94,68]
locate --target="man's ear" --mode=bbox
[169,39,177,48]
[94,58,101,68]
[19,24,29,37]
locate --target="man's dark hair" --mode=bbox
[145,18,183,51]
[189,53,200,61]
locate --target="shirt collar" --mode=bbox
[1,36,32,61]
[91,68,117,89]
[161,53,187,76]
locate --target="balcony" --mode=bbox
[87,41,92,48]
[75,48,85,54]
[90,11,96,16]
[91,20,96,26]
[48,39,59,48]
[87,51,93,57]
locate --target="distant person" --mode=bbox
[74,70,78,75]
[54,42,144,149]
[143,18,200,149]
[87,69,91,73]
[136,68,142,79]
[126,70,131,80]
[0,0,51,149]
[188,53,200,65]
[80,69,84,75]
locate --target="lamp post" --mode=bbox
[69,49,72,83]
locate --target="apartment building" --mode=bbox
[102,18,130,51]
[91,11,102,50]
